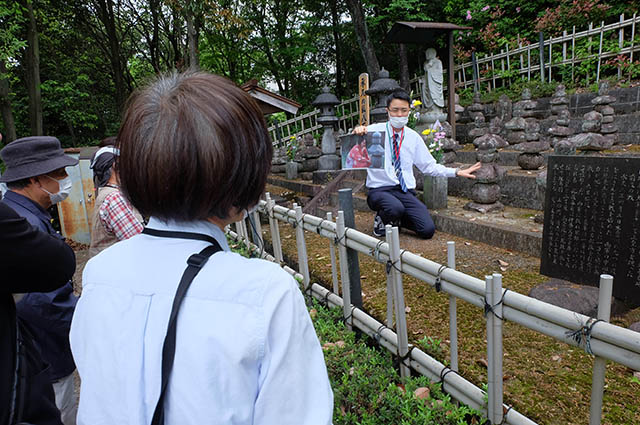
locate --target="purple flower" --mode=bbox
[482,5,490,11]
[516,7,521,12]
[466,10,472,20]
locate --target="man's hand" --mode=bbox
[456,162,481,179]
[353,125,367,135]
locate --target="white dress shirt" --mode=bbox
[70,217,333,425]
[365,122,457,189]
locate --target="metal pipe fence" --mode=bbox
[226,197,640,424]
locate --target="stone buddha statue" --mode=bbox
[421,48,445,112]
[419,48,447,126]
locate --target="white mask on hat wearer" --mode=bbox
[388,115,408,129]
[41,175,73,204]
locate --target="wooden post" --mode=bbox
[505,44,511,87]
[618,14,624,79]
[588,22,593,85]
[549,39,553,82]
[571,26,576,83]
[527,46,531,81]
[448,30,457,141]
[385,225,395,328]
[596,21,604,82]
[539,31,545,82]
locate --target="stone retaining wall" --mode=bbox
[457,85,640,145]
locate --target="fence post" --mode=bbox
[447,241,458,372]
[596,21,605,82]
[336,211,352,330]
[385,225,395,328]
[338,188,363,308]
[618,14,624,79]
[294,204,311,289]
[387,225,410,378]
[491,273,504,425]
[472,52,480,93]
[589,274,614,425]
[539,32,545,82]
[251,210,262,248]
[326,212,340,295]
[265,193,283,263]
[571,26,576,83]
[631,13,637,69]
[485,275,495,421]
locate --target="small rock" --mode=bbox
[571,133,613,151]
[601,115,614,124]
[595,105,614,115]
[471,183,501,203]
[414,387,430,400]
[513,141,550,153]
[600,124,618,134]
[518,153,545,170]
[549,126,573,137]
[583,111,603,122]
[505,117,526,131]
[591,95,616,105]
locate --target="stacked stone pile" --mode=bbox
[591,81,618,145]
[504,89,548,170]
[466,93,488,141]
[298,134,322,179]
[464,137,504,213]
[547,85,573,147]
[438,121,462,164]
[271,147,287,174]
[566,82,617,152]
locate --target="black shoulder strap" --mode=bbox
[150,238,222,425]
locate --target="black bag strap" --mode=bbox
[144,228,223,425]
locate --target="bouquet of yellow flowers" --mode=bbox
[421,121,445,164]
[407,99,422,129]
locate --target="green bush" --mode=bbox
[311,300,482,424]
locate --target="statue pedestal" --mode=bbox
[418,110,448,127]
[423,175,448,209]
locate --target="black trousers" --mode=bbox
[367,185,436,239]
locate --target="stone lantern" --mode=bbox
[365,68,401,123]
[312,86,341,170]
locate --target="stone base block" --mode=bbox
[463,201,505,214]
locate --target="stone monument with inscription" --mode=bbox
[540,155,640,306]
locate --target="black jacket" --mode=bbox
[0,203,76,425]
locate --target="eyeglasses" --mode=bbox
[388,107,410,114]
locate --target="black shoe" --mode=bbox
[373,214,385,237]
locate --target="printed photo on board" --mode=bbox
[340,131,386,169]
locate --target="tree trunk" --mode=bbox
[329,0,343,97]
[149,0,161,72]
[398,43,410,91]
[94,0,127,111]
[344,0,380,81]
[185,2,199,69]
[0,60,17,144]
[24,0,43,136]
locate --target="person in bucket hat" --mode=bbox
[0,136,79,425]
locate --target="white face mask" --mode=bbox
[41,175,73,204]
[388,115,408,129]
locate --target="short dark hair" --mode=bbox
[117,71,273,221]
[6,177,32,190]
[386,89,411,107]
[99,136,117,147]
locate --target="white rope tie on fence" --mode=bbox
[566,317,604,356]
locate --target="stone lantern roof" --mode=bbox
[313,86,340,126]
[312,87,340,107]
[365,68,400,96]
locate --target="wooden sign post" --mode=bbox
[358,73,370,126]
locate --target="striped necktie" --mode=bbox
[392,133,407,192]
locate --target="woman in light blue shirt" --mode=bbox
[70,72,334,425]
